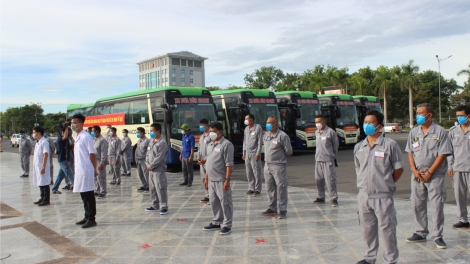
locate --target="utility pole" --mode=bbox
[31,102,42,126]
[435,55,452,124]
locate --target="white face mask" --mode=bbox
[32,133,37,139]
[71,124,78,132]
[244,120,250,126]
[316,123,323,130]
[109,132,113,136]
[209,132,218,140]
[107,128,110,132]
[122,133,126,137]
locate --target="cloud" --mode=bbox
[77,77,137,88]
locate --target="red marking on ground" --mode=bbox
[177,219,186,222]
[255,239,267,243]
[21,194,27,196]
[264,214,277,217]
[466,227,469,229]
[201,202,208,204]
[139,244,152,249]
[352,210,358,213]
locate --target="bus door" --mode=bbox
[279,106,298,141]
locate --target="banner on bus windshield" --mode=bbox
[174,97,210,103]
[296,99,318,104]
[84,113,125,127]
[344,126,357,131]
[365,102,380,106]
[337,101,355,106]
[248,98,275,104]
[305,127,317,134]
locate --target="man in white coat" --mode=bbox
[71,114,99,229]
[32,126,51,206]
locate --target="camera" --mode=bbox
[58,119,71,130]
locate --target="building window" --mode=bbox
[172,68,176,74]
[181,59,186,67]
[190,78,193,83]
[165,69,167,74]
[172,58,180,65]
[181,69,185,75]
[188,60,193,67]
[190,70,193,75]
[166,77,168,82]
[172,77,176,82]
[182,78,185,83]
[194,60,202,67]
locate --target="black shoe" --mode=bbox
[312,198,325,204]
[434,238,447,249]
[20,173,25,177]
[62,185,70,190]
[121,173,127,176]
[200,197,209,202]
[160,209,168,215]
[109,181,116,184]
[137,187,145,191]
[261,209,278,215]
[187,182,192,187]
[406,233,426,243]
[20,174,29,178]
[126,173,131,176]
[33,199,43,204]
[220,227,232,235]
[203,223,221,230]
[145,207,160,212]
[144,188,149,192]
[331,199,338,207]
[76,219,87,225]
[116,182,121,186]
[246,190,255,195]
[356,260,371,264]
[94,192,99,196]
[38,201,50,206]
[97,194,106,199]
[278,211,287,219]
[252,191,261,197]
[82,221,97,228]
[453,222,470,228]
[179,182,188,185]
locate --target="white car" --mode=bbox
[10,134,21,147]
[384,123,402,133]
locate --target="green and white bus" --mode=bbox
[66,103,95,118]
[67,87,219,165]
[352,95,384,141]
[275,91,320,149]
[318,94,360,146]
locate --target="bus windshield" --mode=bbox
[365,102,382,113]
[297,103,321,128]
[247,103,281,130]
[337,104,359,127]
[170,103,217,135]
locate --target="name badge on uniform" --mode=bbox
[321,137,326,141]
[215,148,220,153]
[375,151,384,158]
[357,149,364,152]
[251,132,255,136]
[412,142,420,149]
[141,145,145,148]
[468,136,470,140]
[147,147,150,151]
[204,140,207,144]
[272,140,278,145]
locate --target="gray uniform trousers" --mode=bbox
[65,159,74,185]
[209,181,233,228]
[200,165,209,198]
[411,174,446,240]
[265,164,288,212]
[358,191,398,264]
[109,156,121,184]
[137,159,149,189]
[315,161,338,200]
[453,172,470,223]
[121,153,132,174]
[95,164,107,195]
[182,157,193,183]
[50,158,54,183]
[21,155,30,175]
[149,170,168,209]
[245,154,262,192]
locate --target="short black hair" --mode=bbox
[247,114,255,121]
[33,126,45,135]
[111,127,117,133]
[151,123,162,132]
[456,105,470,115]
[72,113,86,124]
[417,103,433,114]
[19,130,25,133]
[87,127,92,131]
[92,125,101,133]
[209,122,223,131]
[137,127,145,133]
[123,129,128,133]
[365,110,384,126]
[107,124,112,127]
[199,118,209,125]
[315,114,325,119]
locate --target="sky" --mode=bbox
[1,0,469,114]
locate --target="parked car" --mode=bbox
[384,123,402,133]
[11,134,21,147]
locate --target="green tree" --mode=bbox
[244,66,285,90]
[332,67,350,94]
[457,63,470,83]
[374,66,394,123]
[205,86,220,91]
[350,75,367,95]
[400,59,420,128]
[357,66,375,84]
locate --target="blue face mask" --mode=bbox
[458,115,469,125]
[363,123,379,136]
[266,124,273,131]
[416,113,430,125]
[199,126,205,132]
[91,132,96,137]
[20,135,24,138]
[43,133,46,137]
[137,133,142,138]
[150,132,156,138]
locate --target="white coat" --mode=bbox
[73,130,96,193]
[33,137,51,186]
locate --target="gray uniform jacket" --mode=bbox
[354,135,405,197]
[145,137,168,172]
[19,138,32,156]
[405,122,452,175]
[94,135,108,165]
[44,136,56,161]
[263,129,293,165]
[121,136,132,155]
[108,137,121,160]
[243,124,263,156]
[136,137,150,160]
[197,132,211,160]
[206,137,234,182]
[447,125,470,172]
[315,126,339,162]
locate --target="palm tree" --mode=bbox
[457,64,470,81]
[351,75,367,95]
[375,66,394,124]
[333,67,350,94]
[401,60,420,129]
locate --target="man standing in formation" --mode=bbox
[242,114,263,197]
[108,127,122,185]
[197,119,211,203]
[354,110,404,264]
[313,114,340,206]
[121,129,132,177]
[203,122,234,235]
[448,105,470,228]
[179,124,195,187]
[145,123,169,215]
[19,130,32,178]
[262,116,293,219]
[43,129,56,184]
[92,125,108,199]
[52,125,75,194]
[136,127,150,192]
[405,103,451,249]
[32,126,51,206]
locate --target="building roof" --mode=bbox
[275,91,316,98]
[97,87,209,102]
[136,51,208,64]
[352,95,378,102]
[318,94,352,100]
[210,89,272,97]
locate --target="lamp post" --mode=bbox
[435,55,452,124]
[30,102,42,126]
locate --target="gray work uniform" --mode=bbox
[205,137,234,228]
[136,137,150,189]
[314,126,339,201]
[94,135,108,195]
[145,137,168,210]
[108,137,122,184]
[44,136,56,183]
[197,132,211,198]
[405,122,452,240]
[263,129,293,213]
[121,136,132,175]
[64,138,74,185]
[447,125,470,223]
[354,135,404,264]
[19,137,32,175]
[243,124,263,193]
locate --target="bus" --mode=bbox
[66,103,95,118]
[352,96,384,141]
[275,91,320,149]
[318,94,360,146]
[67,87,220,165]
[210,89,281,155]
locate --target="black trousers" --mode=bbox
[80,191,96,222]
[40,185,50,202]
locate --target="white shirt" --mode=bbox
[33,137,51,186]
[73,130,96,193]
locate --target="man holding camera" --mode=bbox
[51,125,75,194]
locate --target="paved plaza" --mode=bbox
[2,152,470,264]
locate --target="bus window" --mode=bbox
[214,98,223,110]
[229,108,242,134]
[112,102,129,122]
[150,97,163,109]
[321,109,333,128]
[96,104,113,116]
[170,103,217,135]
[129,99,149,124]
[153,111,167,139]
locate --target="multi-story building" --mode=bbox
[136,51,208,90]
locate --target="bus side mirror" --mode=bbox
[166,109,173,124]
[216,109,226,121]
[335,107,341,118]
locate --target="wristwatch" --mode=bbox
[225,178,231,182]
[41,167,45,169]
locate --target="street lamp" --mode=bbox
[435,55,452,124]
[30,102,42,126]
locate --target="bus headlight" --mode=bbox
[296,133,306,140]
[346,134,356,138]
[337,131,344,138]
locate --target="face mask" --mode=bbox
[199,126,205,132]
[244,120,250,126]
[137,133,142,138]
[91,132,96,137]
[33,133,37,139]
[20,135,24,138]
[266,124,273,131]
[122,133,126,137]
[209,132,218,140]
[109,132,113,136]
[316,123,323,130]
[150,132,156,138]
[43,133,46,137]
[457,115,469,125]
[416,113,430,125]
[181,130,185,134]
[71,124,78,131]
[107,128,110,132]
[363,123,380,136]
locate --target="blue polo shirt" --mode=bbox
[182,133,196,158]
